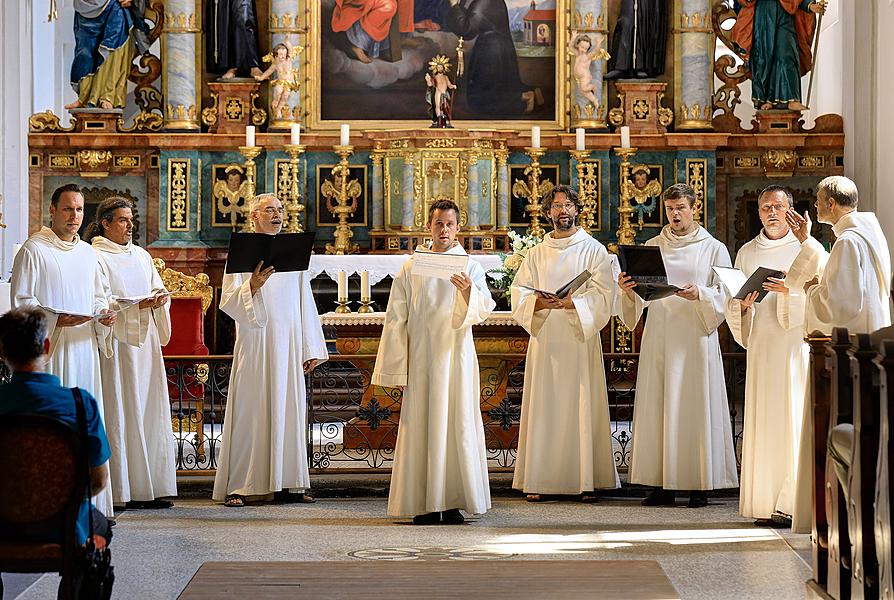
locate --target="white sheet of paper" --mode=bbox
[411,250,469,279]
[712,266,748,296]
[41,305,115,320]
[114,291,173,306]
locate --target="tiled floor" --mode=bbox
[7,494,811,600]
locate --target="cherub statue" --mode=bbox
[624,165,663,228]
[213,165,251,227]
[425,55,457,128]
[321,166,361,215]
[256,35,304,119]
[569,31,610,111]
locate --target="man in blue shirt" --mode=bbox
[0,307,113,547]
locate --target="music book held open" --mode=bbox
[225,232,316,274]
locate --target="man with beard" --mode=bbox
[725,185,813,525]
[212,194,328,507]
[511,185,619,502]
[373,199,495,525]
[618,184,738,508]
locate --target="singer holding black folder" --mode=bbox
[212,194,329,508]
[617,183,737,508]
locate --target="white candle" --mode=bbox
[531,126,541,149]
[340,123,350,146]
[575,128,585,151]
[360,270,370,300]
[337,269,347,299]
[620,126,631,149]
[245,125,256,147]
[290,123,301,146]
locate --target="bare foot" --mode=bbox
[99,100,114,110]
[64,100,82,110]
[349,45,372,64]
[522,90,535,113]
[760,102,773,110]
[222,68,237,79]
[250,67,263,79]
[534,87,544,106]
[787,101,808,111]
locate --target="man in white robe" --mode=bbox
[88,196,177,509]
[511,185,620,501]
[373,199,496,524]
[10,183,118,518]
[784,176,892,533]
[725,186,809,523]
[212,194,328,507]
[618,183,738,508]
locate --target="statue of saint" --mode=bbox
[425,56,456,128]
[604,0,667,80]
[206,0,263,79]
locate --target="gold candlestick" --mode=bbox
[614,147,639,247]
[238,145,262,233]
[324,145,360,255]
[357,298,374,313]
[334,298,352,313]
[511,147,554,239]
[570,150,598,232]
[282,144,306,233]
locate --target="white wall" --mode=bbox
[871,1,894,250]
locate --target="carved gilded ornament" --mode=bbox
[734,156,760,169]
[608,92,625,126]
[163,12,198,31]
[681,11,711,30]
[77,150,113,176]
[201,92,219,126]
[152,258,213,314]
[761,149,797,177]
[679,103,712,123]
[798,155,825,168]
[49,155,76,169]
[167,159,190,230]
[686,160,707,223]
[249,92,267,126]
[656,93,673,127]
[390,139,410,149]
[632,98,650,120]
[165,104,197,122]
[224,98,245,120]
[29,110,74,133]
[425,138,457,148]
[113,155,141,168]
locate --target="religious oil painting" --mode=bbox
[315,0,558,124]
[508,164,558,226]
[316,164,369,226]
[211,164,250,228]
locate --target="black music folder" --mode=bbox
[520,270,592,300]
[225,232,316,274]
[712,266,786,303]
[617,245,681,301]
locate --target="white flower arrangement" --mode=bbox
[487,230,542,299]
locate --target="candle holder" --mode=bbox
[282,144,306,233]
[323,145,360,255]
[238,145,262,233]
[357,298,375,313]
[511,147,554,239]
[335,298,352,314]
[614,147,639,247]
[570,150,598,232]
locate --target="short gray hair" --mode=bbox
[248,193,281,213]
[818,176,858,208]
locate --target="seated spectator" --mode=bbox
[0,307,113,548]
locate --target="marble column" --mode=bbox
[371,150,385,230]
[268,0,302,129]
[465,151,480,231]
[495,146,509,230]
[674,0,713,129]
[401,155,416,230]
[570,0,608,129]
[163,0,200,130]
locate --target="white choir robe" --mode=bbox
[789,211,892,532]
[10,227,114,516]
[212,268,328,501]
[620,225,738,491]
[93,236,176,504]
[510,228,620,494]
[372,244,496,517]
[724,230,807,519]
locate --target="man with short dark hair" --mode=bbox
[373,199,496,524]
[618,183,737,508]
[10,183,117,517]
[511,185,620,502]
[0,307,113,548]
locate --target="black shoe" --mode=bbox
[126,499,174,509]
[107,518,117,527]
[688,491,708,508]
[441,509,464,525]
[603,69,625,80]
[412,511,441,525]
[641,488,676,506]
[635,70,650,79]
[274,490,315,503]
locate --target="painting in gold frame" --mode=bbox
[315,164,369,227]
[508,163,559,226]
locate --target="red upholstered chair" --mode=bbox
[0,415,88,600]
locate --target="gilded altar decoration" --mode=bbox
[761,149,798,178]
[281,144,307,233]
[153,258,213,314]
[167,158,190,231]
[614,147,639,247]
[627,164,663,229]
[28,110,74,133]
[685,159,708,224]
[323,146,361,255]
[77,150,113,177]
[256,36,303,124]
[512,147,554,239]
[569,151,601,232]
[212,165,251,228]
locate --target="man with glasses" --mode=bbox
[213,194,328,507]
[724,185,810,525]
[511,185,619,502]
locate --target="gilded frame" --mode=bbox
[315,164,369,227]
[508,163,560,227]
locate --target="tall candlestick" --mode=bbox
[290,123,300,146]
[245,125,256,147]
[340,123,350,146]
[575,128,585,151]
[360,270,370,300]
[531,126,541,149]
[620,126,631,149]
[337,269,347,299]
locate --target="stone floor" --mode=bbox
[4,485,812,600]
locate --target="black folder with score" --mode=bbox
[520,270,592,300]
[225,232,316,274]
[617,245,681,301]
[712,266,786,303]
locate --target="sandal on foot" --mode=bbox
[224,495,245,507]
[579,493,599,503]
[526,494,544,502]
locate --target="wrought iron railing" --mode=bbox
[164,352,747,474]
